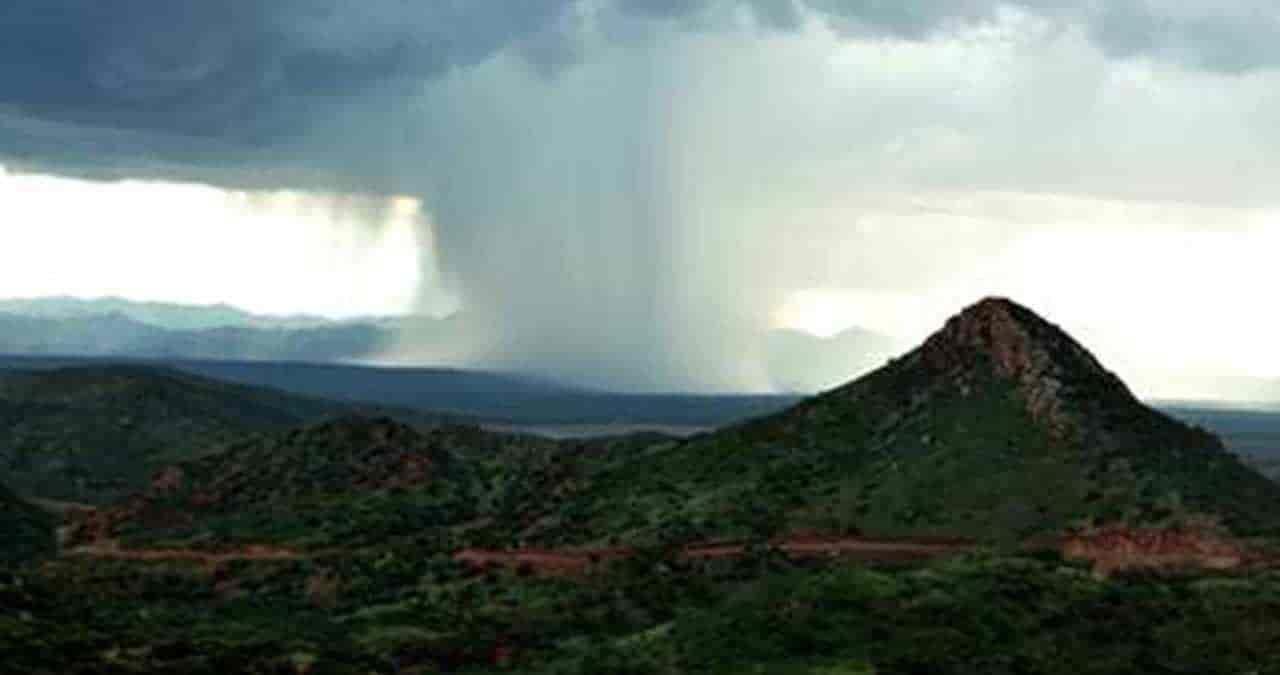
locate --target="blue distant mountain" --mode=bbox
[0,298,397,363]
[0,296,353,330]
[4,297,1273,411]
[0,298,903,392]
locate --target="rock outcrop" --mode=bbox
[1061,525,1262,575]
[917,298,1135,436]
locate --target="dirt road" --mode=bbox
[454,535,976,576]
[64,541,307,564]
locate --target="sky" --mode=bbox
[2,1,1279,395]
[0,167,431,318]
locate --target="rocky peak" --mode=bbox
[915,298,1138,433]
[922,298,1101,379]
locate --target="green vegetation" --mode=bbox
[500,350,1280,549]
[0,483,53,564]
[5,298,1280,672]
[94,417,593,553]
[0,366,445,504]
[66,301,1280,556]
[4,551,1280,673]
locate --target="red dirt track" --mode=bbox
[454,535,976,576]
[60,529,1273,578]
[65,541,307,564]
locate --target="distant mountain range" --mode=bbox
[0,297,905,394]
[0,296,358,330]
[0,355,800,429]
[2,297,1277,409]
[0,298,397,363]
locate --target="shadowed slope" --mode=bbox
[0,483,53,563]
[0,365,448,504]
[68,417,552,551]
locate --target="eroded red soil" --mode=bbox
[61,513,1275,579]
[1060,526,1272,575]
[65,540,307,564]
[454,535,976,576]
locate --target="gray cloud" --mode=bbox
[1087,1,1280,73]
[806,0,998,38]
[0,0,575,147]
[2,0,1277,179]
[3,0,1280,391]
[0,1,694,181]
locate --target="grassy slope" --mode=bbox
[537,348,1280,547]
[9,301,1280,672]
[103,419,583,552]
[101,350,1280,554]
[0,366,444,504]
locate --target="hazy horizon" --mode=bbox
[0,292,1277,408]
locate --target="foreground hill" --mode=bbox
[544,298,1280,545]
[15,298,1280,674]
[70,417,572,551]
[0,366,448,504]
[83,299,1280,558]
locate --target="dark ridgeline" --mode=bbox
[0,482,53,563]
[0,365,454,505]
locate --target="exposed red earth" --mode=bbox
[454,535,977,577]
[1059,526,1277,575]
[455,528,1280,578]
[64,540,308,564]
[56,523,1277,578]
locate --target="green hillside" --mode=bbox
[92,299,1280,557]
[78,417,571,551]
[531,299,1280,545]
[0,365,445,504]
[69,413,679,557]
[11,299,1280,674]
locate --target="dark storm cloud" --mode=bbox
[0,0,574,143]
[1087,1,1280,73]
[2,0,1277,179]
[747,0,805,30]
[805,0,997,39]
[2,0,1279,393]
[618,0,711,17]
[805,0,1280,72]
